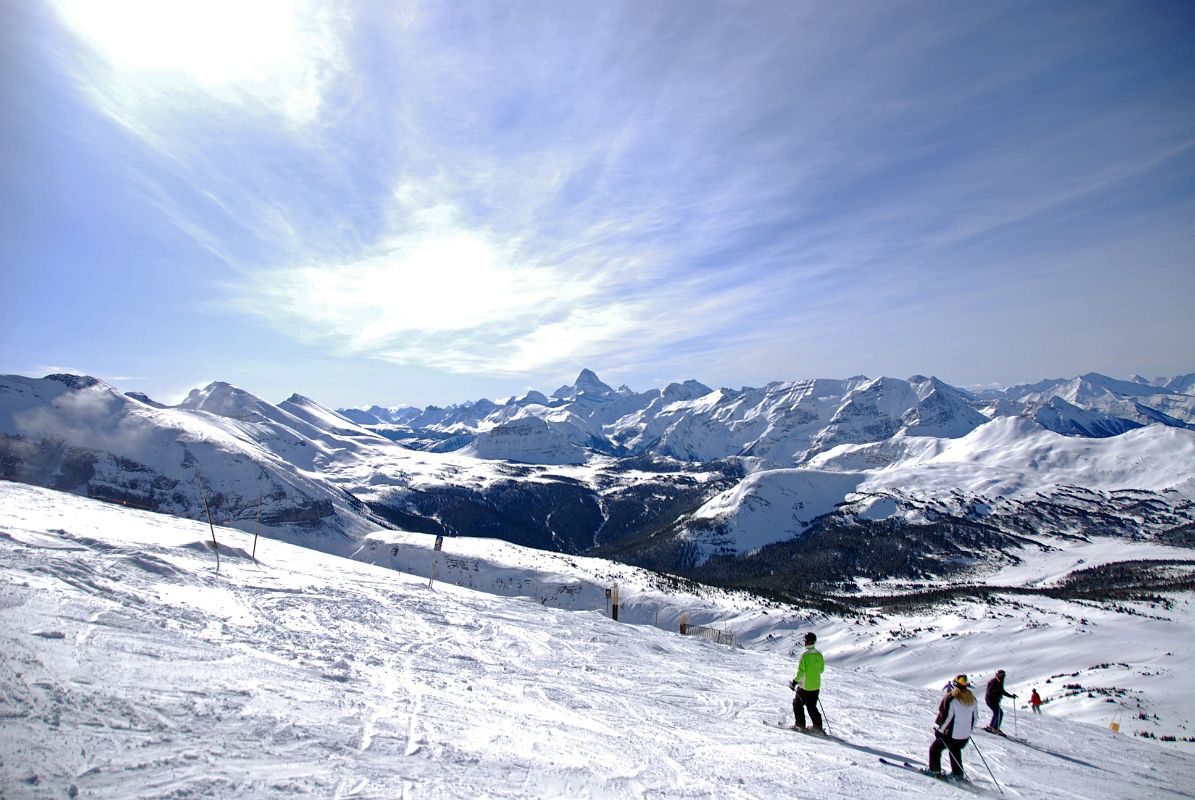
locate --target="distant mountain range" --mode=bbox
[339,368,1195,465]
[2,369,1192,597]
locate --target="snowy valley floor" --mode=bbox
[2,482,1194,799]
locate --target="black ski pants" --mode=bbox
[793,687,822,730]
[929,733,968,776]
[987,700,1003,730]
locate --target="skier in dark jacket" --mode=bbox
[984,669,1017,734]
[930,674,978,778]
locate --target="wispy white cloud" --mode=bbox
[19,1,1194,399]
[235,227,597,346]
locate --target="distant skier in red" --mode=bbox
[1030,688,1043,714]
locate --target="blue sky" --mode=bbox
[3,1,1193,408]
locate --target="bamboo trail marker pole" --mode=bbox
[194,466,220,574]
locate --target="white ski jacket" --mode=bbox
[935,693,978,740]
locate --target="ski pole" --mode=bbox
[1013,698,1018,737]
[968,735,1004,797]
[818,697,831,735]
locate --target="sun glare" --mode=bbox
[55,0,303,86]
[52,0,335,123]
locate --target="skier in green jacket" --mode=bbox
[789,632,825,732]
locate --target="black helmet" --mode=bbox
[804,632,817,645]
[996,669,1006,677]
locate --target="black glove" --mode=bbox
[788,680,796,691]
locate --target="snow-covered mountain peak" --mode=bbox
[552,368,616,400]
[661,379,713,402]
[513,389,551,407]
[1166,373,1195,393]
[462,414,587,464]
[178,381,274,422]
[1075,372,1177,400]
[1030,395,1143,438]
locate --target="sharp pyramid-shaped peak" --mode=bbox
[552,368,615,399]
[575,368,613,394]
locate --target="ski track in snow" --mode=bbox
[1,481,1194,799]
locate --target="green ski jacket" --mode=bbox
[793,646,824,691]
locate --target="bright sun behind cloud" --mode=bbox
[51,0,340,123]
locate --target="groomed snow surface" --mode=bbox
[3,482,1193,799]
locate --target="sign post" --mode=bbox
[612,582,620,621]
[252,495,261,562]
[429,535,444,588]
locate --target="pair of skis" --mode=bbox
[770,721,840,742]
[769,721,996,794]
[877,758,987,794]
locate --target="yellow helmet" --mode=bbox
[953,674,969,688]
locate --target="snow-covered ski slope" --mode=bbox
[358,526,1195,745]
[3,482,1192,799]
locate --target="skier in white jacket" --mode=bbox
[929,674,978,778]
